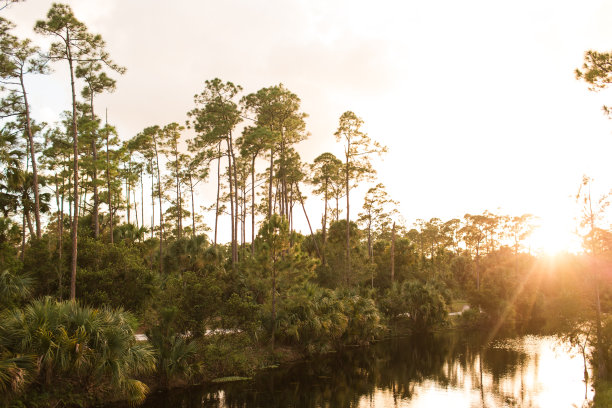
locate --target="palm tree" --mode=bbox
[0,298,156,403]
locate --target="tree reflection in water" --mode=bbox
[119,333,590,408]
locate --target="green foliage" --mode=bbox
[380,280,448,332]
[0,217,20,270]
[75,237,157,313]
[146,307,201,388]
[0,298,155,405]
[319,220,368,288]
[221,292,261,336]
[336,290,383,345]
[201,332,260,379]
[468,248,542,331]
[155,270,223,336]
[276,283,348,354]
[0,270,30,310]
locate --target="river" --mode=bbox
[123,332,592,408]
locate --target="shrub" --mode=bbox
[0,298,155,405]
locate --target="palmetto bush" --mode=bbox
[0,298,156,405]
[276,283,348,354]
[276,283,383,354]
[146,307,201,388]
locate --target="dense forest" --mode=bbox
[2,2,612,407]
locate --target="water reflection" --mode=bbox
[129,333,590,408]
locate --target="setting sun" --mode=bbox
[527,217,582,256]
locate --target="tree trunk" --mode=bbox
[150,160,154,239]
[229,131,239,263]
[55,173,63,299]
[345,147,350,286]
[367,218,372,261]
[26,209,34,238]
[20,72,41,239]
[141,168,144,236]
[226,139,236,266]
[322,178,328,254]
[133,187,139,230]
[268,147,274,219]
[242,181,246,251]
[297,184,321,259]
[251,155,256,255]
[20,200,25,261]
[174,148,181,239]
[152,130,164,274]
[214,143,221,248]
[89,94,99,239]
[67,33,79,301]
[126,172,130,225]
[391,222,396,284]
[105,110,113,244]
[189,173,196,239]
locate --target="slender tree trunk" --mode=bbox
[297,185,321,259]
[367,218,372,261]
[174,149,181,239]
[189,173,196,238]
[79,173,87,219]
[391,222,396,284]
[150,161,154,239]
[152,130,164,274]
[59,167,65,298]
[26,209,33,238]
[20,72,41,239]
[323,178,328,246]
[251,155,256,255]
[214,143,221,248]
[126,173,130,224]
[268,148,274,219]
[105,110,113,244]
[289,187,293,235]
[55,174,63,299]
[67,34,79,301]
[89,94,99,239]
[20,198,25,261]
[241,182,246,250]
[21,139,30,260]
[345,147,350,286]
[226,139,236,266]
[230,132,239,263]
[141,168,144,237]
[133,187,139,230]
[273,178,279,214]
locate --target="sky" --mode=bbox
[4,0,612,251]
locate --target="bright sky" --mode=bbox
[5,0,612,250]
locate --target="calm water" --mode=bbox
[131,333,592,408]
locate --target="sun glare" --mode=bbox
[527,219,582,256]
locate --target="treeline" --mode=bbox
[1,2,612,407]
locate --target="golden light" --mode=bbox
[527,216,582,256]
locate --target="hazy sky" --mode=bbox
[5,0,612,249]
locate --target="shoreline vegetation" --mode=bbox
[1,2,612,407]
